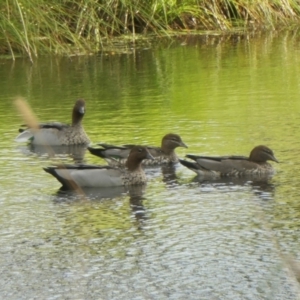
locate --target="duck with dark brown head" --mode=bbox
[44,146,153,189]
[180,145,278,178]
[88,133,188,166]
[15,99,90,146]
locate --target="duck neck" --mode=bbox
[126,159,143,172]
[161,143,175,155]
[72,110,83,126]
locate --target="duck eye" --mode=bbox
[138,148,142,153]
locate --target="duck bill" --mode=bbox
[180,141,188,148]
[272,156,279,163]
[79,107,85,114]
[146,149,154,160]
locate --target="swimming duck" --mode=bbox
[180,145,278,177]
[15,99,90,146]
[87,133,188,166]
[44,146,153,188]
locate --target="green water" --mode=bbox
[1,32,300,299]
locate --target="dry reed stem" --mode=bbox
[14,97,39,130]
[253,199,300,297]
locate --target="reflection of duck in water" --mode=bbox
[17,144,87,163]
[88,133,188,166]
[190,174,276,202]
[128,185,147,225]
[55,185,127,202]
[53,180,148,225]
[161,164,179,187]
[249,179,276,201]
[180,145,278,178]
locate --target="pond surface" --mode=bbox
[1,31,300,299]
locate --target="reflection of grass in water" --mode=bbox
[2,0,300,59]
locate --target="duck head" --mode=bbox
[161,133,188,153]
[72,99,86,126]
[126,146,154,171]
[249,145,279,163]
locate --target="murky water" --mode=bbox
[1,31,300,299]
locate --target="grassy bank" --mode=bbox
[1,0,300,60]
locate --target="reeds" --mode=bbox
[2,0,300,60]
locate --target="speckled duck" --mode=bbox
[15,99,90,146]
[88,133,187,166]
[180,145,278,178]
[44,146,153,188]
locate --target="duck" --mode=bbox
[87,133,188,166]
[43,146,153,188]
[15,99,90,146]
[179,145,278,178]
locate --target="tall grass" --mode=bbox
[1,0,300,60]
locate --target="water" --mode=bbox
[1,31,300,299]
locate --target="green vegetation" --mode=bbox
[2,0,300,60]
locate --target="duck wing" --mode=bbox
[186,154,249,173]
[88,144,131,160]
[18,122,70,132]
[38,122,70,130]
[44,164,124,188]
[16,122,70,143]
